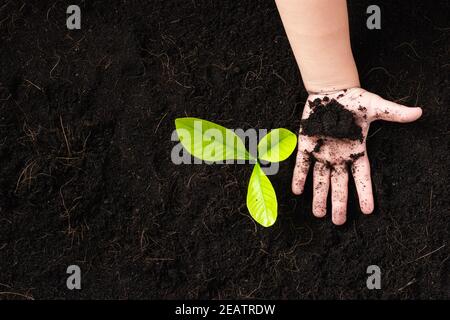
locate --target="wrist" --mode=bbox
[303,64,360,95]
[307,86,364,98]
[306,80,361,95]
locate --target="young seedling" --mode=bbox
[175,117,297,227]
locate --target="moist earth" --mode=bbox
[0,0,448,299]
[301,98,363,142]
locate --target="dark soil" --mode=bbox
[302,98,363,141]
[350,151,365,161]
[313,138,325,153]
[0,0,449,299]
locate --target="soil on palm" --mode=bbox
[301,98,363,142]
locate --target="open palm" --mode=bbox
[292,88,422,225]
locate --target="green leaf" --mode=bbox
[246,163,277,227]
[257,128,297,163]
[175,118,254,161]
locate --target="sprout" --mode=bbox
[175,118,297,227]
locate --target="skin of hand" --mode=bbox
[275,0,360,93]
[292,87,423,225]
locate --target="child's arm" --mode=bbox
[275,0,423,224]
[275,0,359,93]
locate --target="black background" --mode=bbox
[0,0,448,299]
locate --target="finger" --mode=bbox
[370,95,422,123]
[292,148,311,195]
[312,162,330,217]
[331,164,348,225]
[351,155,374,214]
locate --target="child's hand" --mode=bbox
[292,88,422,225]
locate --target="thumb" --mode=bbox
[370,94,423,123]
